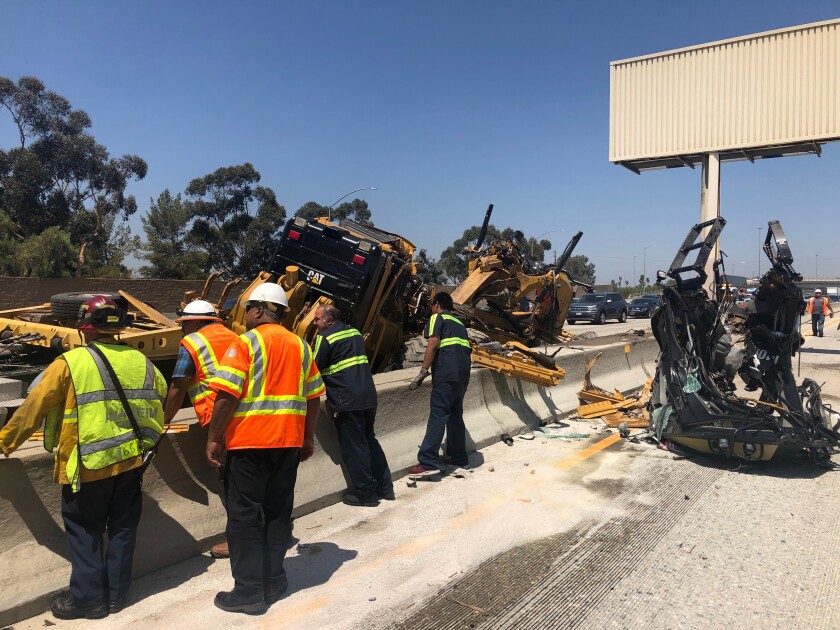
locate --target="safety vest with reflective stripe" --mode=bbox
[314,328,369,376]
[222,325,324,449]
[181,323,239,426]
[808,296,829,315]
[430,313,471,350]
[60,343,165,492]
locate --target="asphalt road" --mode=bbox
[566,317,652,339]
[11,323,839,630]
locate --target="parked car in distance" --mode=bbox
[628,297,659,318]
[641,293,664,306]
[567,292,628,324]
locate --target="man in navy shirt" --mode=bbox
[313,304,393,506]
[407,292,472,476]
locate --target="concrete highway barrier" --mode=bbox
[0,335,656,626]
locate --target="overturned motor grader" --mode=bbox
[648,217,840,465]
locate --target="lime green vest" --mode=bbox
[59,342,164,492]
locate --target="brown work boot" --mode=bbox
[210,541,229,559]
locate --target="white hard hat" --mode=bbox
[176,299,220,322]
[815,288,823,293]
[246,283,289,310]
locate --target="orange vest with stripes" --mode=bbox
[180,323,239,426]
[808,297,829,315]
[210,323,325,449]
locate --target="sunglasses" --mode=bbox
[245,302,262,313]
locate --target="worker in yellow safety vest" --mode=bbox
[807,289,834,337]
[0,295,166,620]
[164,299,239,559]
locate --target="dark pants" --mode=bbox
[61,468,143,607]
[812,314,825,336]
[224,448,299,600]
[334,408,393,499]
[418,380,469,469]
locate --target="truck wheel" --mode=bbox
[401,335,428,368]
[466,329,491,344]
[567,320,576,325]
[50,292,128,321]
[619,309,627,323]
[596,311,606,325]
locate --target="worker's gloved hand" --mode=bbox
[408,368,430,391]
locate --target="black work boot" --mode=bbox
[265,576,289,605]
[214,590,268,614]
[51,593,108,620]
[342,491,379,507]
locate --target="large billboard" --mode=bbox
[610,19,840,171]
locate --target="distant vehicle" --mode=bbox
[567,292,628,325]
[628,297,659,318]
[641,293,664,306]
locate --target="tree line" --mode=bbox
[0,76,596,285]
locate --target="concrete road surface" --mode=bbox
[11,329,839,630]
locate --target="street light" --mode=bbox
[642,244,654,291]
[328,187,377,221]
[533,229,564,259]
[757,227,762,277]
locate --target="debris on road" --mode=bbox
[576,351,652,430]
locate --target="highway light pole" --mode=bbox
[643,244,654,291]
[757,227,762,277]
[328,187,377,221]
[534,229,564,260]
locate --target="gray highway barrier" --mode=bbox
[0,336,656,625]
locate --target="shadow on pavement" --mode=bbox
[800,347,840,355]
[285,541,358,594]
[669,446,835,480]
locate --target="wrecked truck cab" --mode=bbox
[647,218,840,465]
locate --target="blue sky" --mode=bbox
[1,1,838,282]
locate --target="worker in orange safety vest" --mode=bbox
[807,288,834,337]
[205,282,325,614]
[164,299,239,559]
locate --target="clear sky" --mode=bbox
[1,1,838,283]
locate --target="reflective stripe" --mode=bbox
[244,330,266,397]
[320,355,369,376]
[325,329,362,344]
[440,314,463,324]
[439,337,471,349]
[143,359,156,390]
[76,389,162,405]
[189,382,212,402]
[299,338,311,397]
[214,366,247,392]
[235,398,308,414]
[183,331,220,376]
[79,427,161,456]
[313,335,323,357]
[85,346,116,390]
[305,375,325,395]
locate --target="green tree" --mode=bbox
[295,199,373,225]
[184,163,286,278]
[562,255,596,285]
[140,190,208,278]
[414,249,447,284]
[0,76,146,277]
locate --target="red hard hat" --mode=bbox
[77,295,126,332]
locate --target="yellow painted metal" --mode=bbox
[451,268,496,304]
[470,343,564,387]
[611,18,840,163]
[119,290,178,328]
[668,436,778,461]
